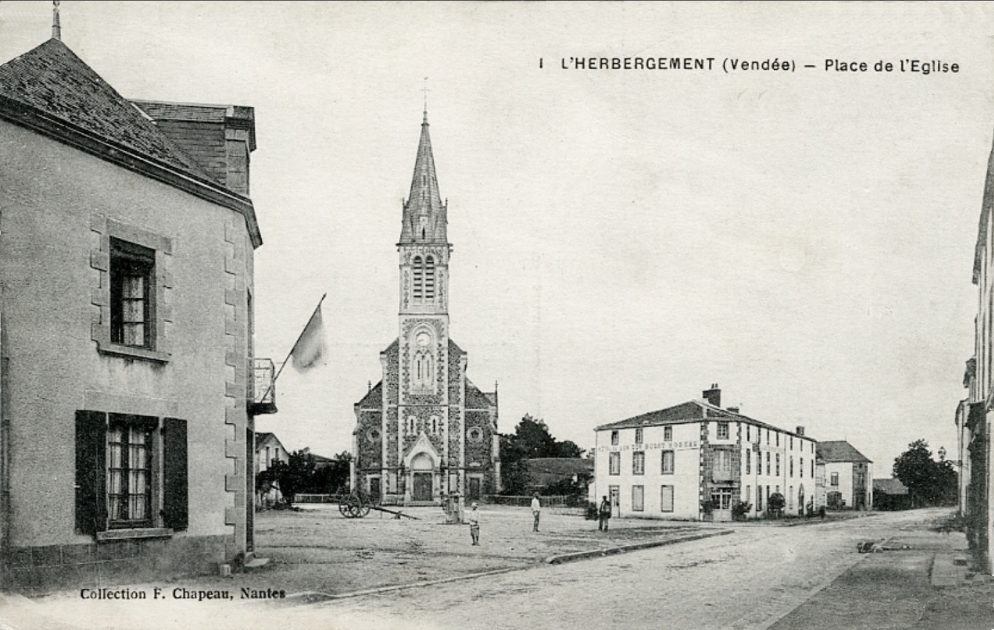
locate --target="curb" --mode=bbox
[544,529,734,565]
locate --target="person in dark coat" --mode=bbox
[598,495,612,531]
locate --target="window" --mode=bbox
[110,239,155,349]
[766,430,770,443]
[790,436,793,450]
[800,457,804,478]
[467,427,483,442]
[632,451,645,475]
[765,452,770,475]
[406,415,417,434]
[611,430,619,446]
[746,426,750,441]
[75,411,187,535]
[632,485,644,512]
[776,432,780,447]
[424,255,436,299]
[429,415,439,435]
[635,428,643,444]
[789,457,793,477]
[811,460,815,477]
[609,452,620,475]
[711,488,732,510]
[664,426,672,441]
[775,453,780,476]
[712,450,732,481]
[745,485,751,504]
[756,485,763,511]
[412,256,424,300]
[745,449,751,475]
[367,428,381,441]
[831,473,839,486]
[660,485,674,512]
[107,419,154,528]
[717,422,729,439]
[661,450,674,474]
[264,446,271,469]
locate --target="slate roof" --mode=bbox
[873,478,908,495]
[595,399,809,439]
[0,39,212,181]
[817,440,872,463]
[466,380,497,409]
[355,381,383,409]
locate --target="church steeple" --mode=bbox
[399,112,447,245]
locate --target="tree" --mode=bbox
[272,450,317,507]
[893,439,958,507]
[499,414,586,494]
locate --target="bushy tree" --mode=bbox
[499,415,586,494]
[893,440,958,507]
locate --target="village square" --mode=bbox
[1,2,994,629]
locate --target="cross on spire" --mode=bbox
[422,77,430,124]
[52,1,62,41]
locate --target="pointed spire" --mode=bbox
[52,1,62,41]
[399,103,447,245]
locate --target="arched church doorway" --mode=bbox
[411,453,434,501]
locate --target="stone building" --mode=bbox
[593,386,818,521]
[816,441,873,510]
[0,37,273,590]
[351,112,499,505]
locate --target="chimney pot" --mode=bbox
[727,406,740,414]
[796,426,805,436]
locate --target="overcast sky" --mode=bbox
[1,2,991,473]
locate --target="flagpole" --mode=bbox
[257,293,326,405]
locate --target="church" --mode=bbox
[351,110,500,505]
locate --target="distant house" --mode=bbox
[255,433,289,508]
[817,441,873,510]
[523,458,594,492]
[873,478,911,511]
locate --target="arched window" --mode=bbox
[424,256,435,300]
[412,256,423,300]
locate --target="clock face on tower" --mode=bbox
[415,332,431,347]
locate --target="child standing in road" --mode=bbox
[468,502,480,545]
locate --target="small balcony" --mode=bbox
[249,357,277,415]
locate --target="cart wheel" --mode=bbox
[338,501,350,517]
[359,503,372,517]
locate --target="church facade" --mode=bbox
[351,112,500,505]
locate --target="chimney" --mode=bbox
[129,101,257,197]
[796,426,805,436]
[702,384,721,408]
[727,406,740,414]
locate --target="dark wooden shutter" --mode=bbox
[162,417,188,530]
[75,410,106,535]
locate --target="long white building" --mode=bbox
[593,386,819,521]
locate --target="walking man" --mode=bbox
[468,502,480,545]
[598,495,611,532]
[531,493,542,532]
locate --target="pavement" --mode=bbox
[0,507,981,630]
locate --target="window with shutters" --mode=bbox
[660,485,674,512]
[424,256,436,300]
[635,428,643,444]
[745,449,751,475]
[831,472,839,486]
[413,256,424,300]
[717,422,729,440]
[631,485,644,512]
[663,426,672,441]
[632,451,645,475]
[661,450,674,474]
[609,452,620,475]
[75,411,188,536]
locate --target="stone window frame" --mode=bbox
[716,422,729,440]
[91,218,172,363]
[608,452,620,475]
[661,450,674,475]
